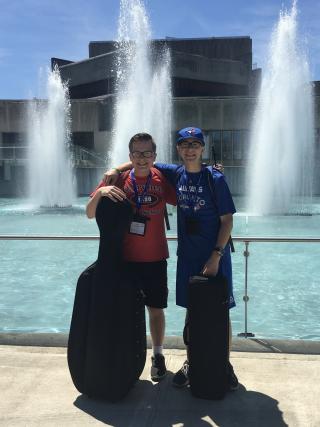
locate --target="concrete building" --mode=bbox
[53,37,259,99]
[1,36,319,196]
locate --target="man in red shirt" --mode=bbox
[86,133,176,381]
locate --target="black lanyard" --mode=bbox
[130,170,152,211]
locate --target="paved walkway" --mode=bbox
[1,344,320,426]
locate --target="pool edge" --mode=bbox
[0,333,320,354]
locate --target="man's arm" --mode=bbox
[201,213,233,276]
[103,161,180,185]
[86,186,126,218]
[103,162,132,184]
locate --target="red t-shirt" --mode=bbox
[91,168,176,262]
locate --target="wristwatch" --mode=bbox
[214,246,225,257]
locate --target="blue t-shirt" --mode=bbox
[155,163,236,261]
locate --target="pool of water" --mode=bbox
[1,197,320,340]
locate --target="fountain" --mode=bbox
[27,66,76,208]
[110,0,172,165]
[247,0,314,215]
[1,0,320,342]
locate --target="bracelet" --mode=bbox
[111,167,121,174]
[213,246,224,257]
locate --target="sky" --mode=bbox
[0,0,319,99]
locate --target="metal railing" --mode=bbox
[1,235,320,338]
[0,145,105,166]
[72,145,106,167]
[231,237,320,338]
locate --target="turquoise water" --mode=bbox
[1,197,320,340]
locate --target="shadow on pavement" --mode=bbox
[74,375,288,427]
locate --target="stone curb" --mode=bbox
[1,333,320,354]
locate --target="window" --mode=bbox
[233,130,249,164]
[202,132,210,160]
[222,131,233,163]
[172,129,251,165]
[171,131,179,161]
[2,132,25,146]
[71,132,94,150]
[211,130,222,163]
[203,131,222,164]
[206,129,251,165]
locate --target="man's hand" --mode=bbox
[103,169,120,185]
[201,252,221,276]
[213,163,224,173]
[99,185,126,203]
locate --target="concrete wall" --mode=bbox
[70,99,112,155]
[172,52,249,86]
[58,50,250,99]
[89,37,253,66]
[71,100,98,131]
[0,101,28,132]
[59,37,252,99]
[59,52,116,86]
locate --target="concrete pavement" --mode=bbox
[1,343,320,427]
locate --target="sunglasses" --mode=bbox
[130,151,155,159]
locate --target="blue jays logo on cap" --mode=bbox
[188,128,196,136]
[177,126,205,145]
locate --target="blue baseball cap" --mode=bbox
[177,127,205,145]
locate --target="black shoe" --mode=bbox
[227,362,239,391]
[151,354,167,381]
[172,360,189,388]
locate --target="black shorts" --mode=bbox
[125,260,168,309]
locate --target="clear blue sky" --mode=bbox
[0,0,319,99]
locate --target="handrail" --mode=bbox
[72,145,106,166]
[1,235,320,338]
[0,145,106,166]
[1,235,320,242]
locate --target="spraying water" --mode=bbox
[247,1,314,215]
[27,66,75,208]
[110,0,172,165]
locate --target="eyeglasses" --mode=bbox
[130,150,155,159]
[178,141,202,149]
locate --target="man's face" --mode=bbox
[177,138,204,164]
[129,139,156,176]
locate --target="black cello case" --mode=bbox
[67,197,146,402]
[187,275,229,400]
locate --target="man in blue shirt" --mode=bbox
[104,127,238,390]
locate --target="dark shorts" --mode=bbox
[125,260,168,309]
